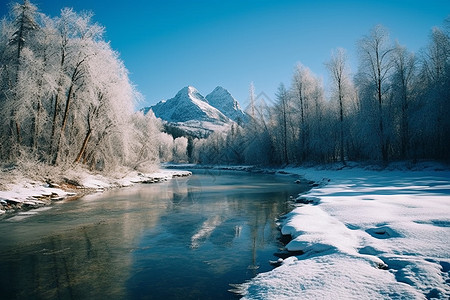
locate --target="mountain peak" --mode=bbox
[148,85,229,124]
[206,87,248,123]
[176,86,202,99]
[211,86,227,93]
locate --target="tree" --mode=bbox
[128,111,161,171]
[9,0,39,76]
[248,81,256,119]
[173,137,188,163]
[51,10,104,165]
[290,63,326,162]
[4,0,39,151]
[326,48,350,164]
[391,43,416,158]
[357,25,394,161]
[291,63,310,161]
[418,25,450,159]
[0,1,157,173]
[275,83,290,164]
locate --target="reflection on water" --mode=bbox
[0,170,307,299]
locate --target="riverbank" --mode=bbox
[0,166,191,217]
[233,162,450,299]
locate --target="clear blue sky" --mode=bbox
[1,1,449,109]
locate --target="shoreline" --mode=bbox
[0,169,191,218]
[233,163,450,299]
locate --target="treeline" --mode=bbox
[0,1,172,172]
[194,21,450,165]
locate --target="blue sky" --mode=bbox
[1,1,449,109]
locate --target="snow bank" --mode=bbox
[77,169,191,189]
[236,164,450,299]
[236,253,424,299]
[0,169,191,215]
[0,180,72,211]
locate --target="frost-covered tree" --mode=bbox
[326,48,353,163]
[414,23,450,159]
[0,0,40,156]
[173,137,188,163]
[290,63,327,162]
[290,63,310,161]
[357,25,395,161]
[128,111,161,171]
[390,43,417,158]
[274,83,290,164]
[158,132,174,162]
[9,0,39,76]
[0,1,162,173]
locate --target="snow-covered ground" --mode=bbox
[0,168,191,215]
[234,164,450,299]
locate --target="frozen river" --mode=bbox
[0,169,307,299]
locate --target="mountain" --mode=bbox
[144,86,233,138]
[150,86,229,123]
[205,86,249,124]
[143,85,249,138]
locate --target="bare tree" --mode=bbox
[391,43,416,158]
[326,48,350,164]
[275,83,289,164]
[290,63,325,162]
[420,25,450,159]
[291,63,309,161]
[357,25,394,161]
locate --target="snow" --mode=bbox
[0,169,191,216]
[235,164,450,299]
[173,119,233,137]
[68,169,191,190]
[150,86,230,124]
[0,182,70,204]
[205,86,249,123]
[143,86,246,137]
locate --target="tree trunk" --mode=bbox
[74,129,92,164]
[339,86,345,164]
[15,120,21,144]
[60,83,74,134]
[378,67,388,162]
[282,98,289,164]
[32,99,41,150]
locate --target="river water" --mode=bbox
[0,169,307,299]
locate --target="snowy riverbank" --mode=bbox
[0,167,191,216]
[232,162,450,299]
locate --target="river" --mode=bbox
[0,169,308,299]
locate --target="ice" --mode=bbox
[236,165,450,299]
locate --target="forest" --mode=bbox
[0,1,168,173]
[194,22,450,165]
[0,1,449,175]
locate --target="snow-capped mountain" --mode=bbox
[206,86,249,124]
[144,86,238,137]
[150,86,229,123]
